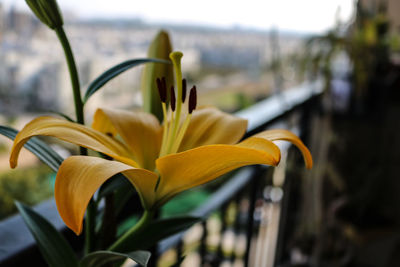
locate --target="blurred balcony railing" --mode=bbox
[0,80,323,267]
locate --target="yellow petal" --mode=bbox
[178,107,248,151]
[254,129,313,169]
[92,108,162,170]
[155,138,280,207]
[55,156,158,235]
[10,116,137,168]
[92,110,118,137]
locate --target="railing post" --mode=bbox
[147,210,160,267]
[199,220,208,266]
[244,165,263,267]
[274,166,293,265]
[216,203,229,264]
[231,194,243,263]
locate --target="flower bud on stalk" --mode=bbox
[26,0,64,29]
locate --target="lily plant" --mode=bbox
[9,51,312,251]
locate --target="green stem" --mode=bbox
[108,210,154,252]
[54,27,85,125]
[54,26,93,252]
[99,193,116,249]
[84,199,96,254]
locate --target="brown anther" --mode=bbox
[188,86,197,114]
[182,79,187,103]
[156,78,167,103]
[161,77,167,91]
[170,85,176,111]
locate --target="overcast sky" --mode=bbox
[1,0,355,33]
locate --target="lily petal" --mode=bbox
[55,156,158,235]
[10,116,137,168]
[254,129,313,169]
[92,108,162,170]
[92,110,118,137]
[178,107,248,152]
[155,138,280,207]
[10,117,137,168]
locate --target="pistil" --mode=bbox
[169,52,183,148]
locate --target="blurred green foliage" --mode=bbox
[0,165,53,220]
[0,143,8,153]
[161,189,210,217]
[297,1,397,113]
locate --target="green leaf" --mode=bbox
[83,58,169,104]
[141,30,174,122]
[47,110,75,122]
[114,216,201,252]
[113,184,136,216]
[97,174,136,216]
[15,201,79,267]
[97,174,130,199]
[0,125,63,172]
[80,250,151,267]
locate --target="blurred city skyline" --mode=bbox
[1,0,355,33]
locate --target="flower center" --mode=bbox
[157,51,197,157]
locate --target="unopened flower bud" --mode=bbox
[26,0,64,29]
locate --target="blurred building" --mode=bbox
[0,5,304,117]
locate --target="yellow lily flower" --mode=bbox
[9,52,312,236]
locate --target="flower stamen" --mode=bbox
[182,79,187,103]
[157,77,170,157]
[158,51,198,156]
[188,86,197,114]
[156,78,167,103]
[170,86,176,112]
[170,86,197,153]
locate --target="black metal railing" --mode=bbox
[0,80,323,267]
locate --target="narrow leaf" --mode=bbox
[141,30,174,121]
[47,110,75,122]
[84,58,169,104]
[112,216,201,252]
[98,174,130,199]
[0,125,63,172]
[97,174,136,216]
[80,250,151,267]
[15,201,79,267]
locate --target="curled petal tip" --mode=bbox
[9,154,16,168]
[9,145,20,169]
[254,129,313,170]
[275,153,282,166]
[305,155,313,169]
[72,226,82,236]
[65,221,82,236]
